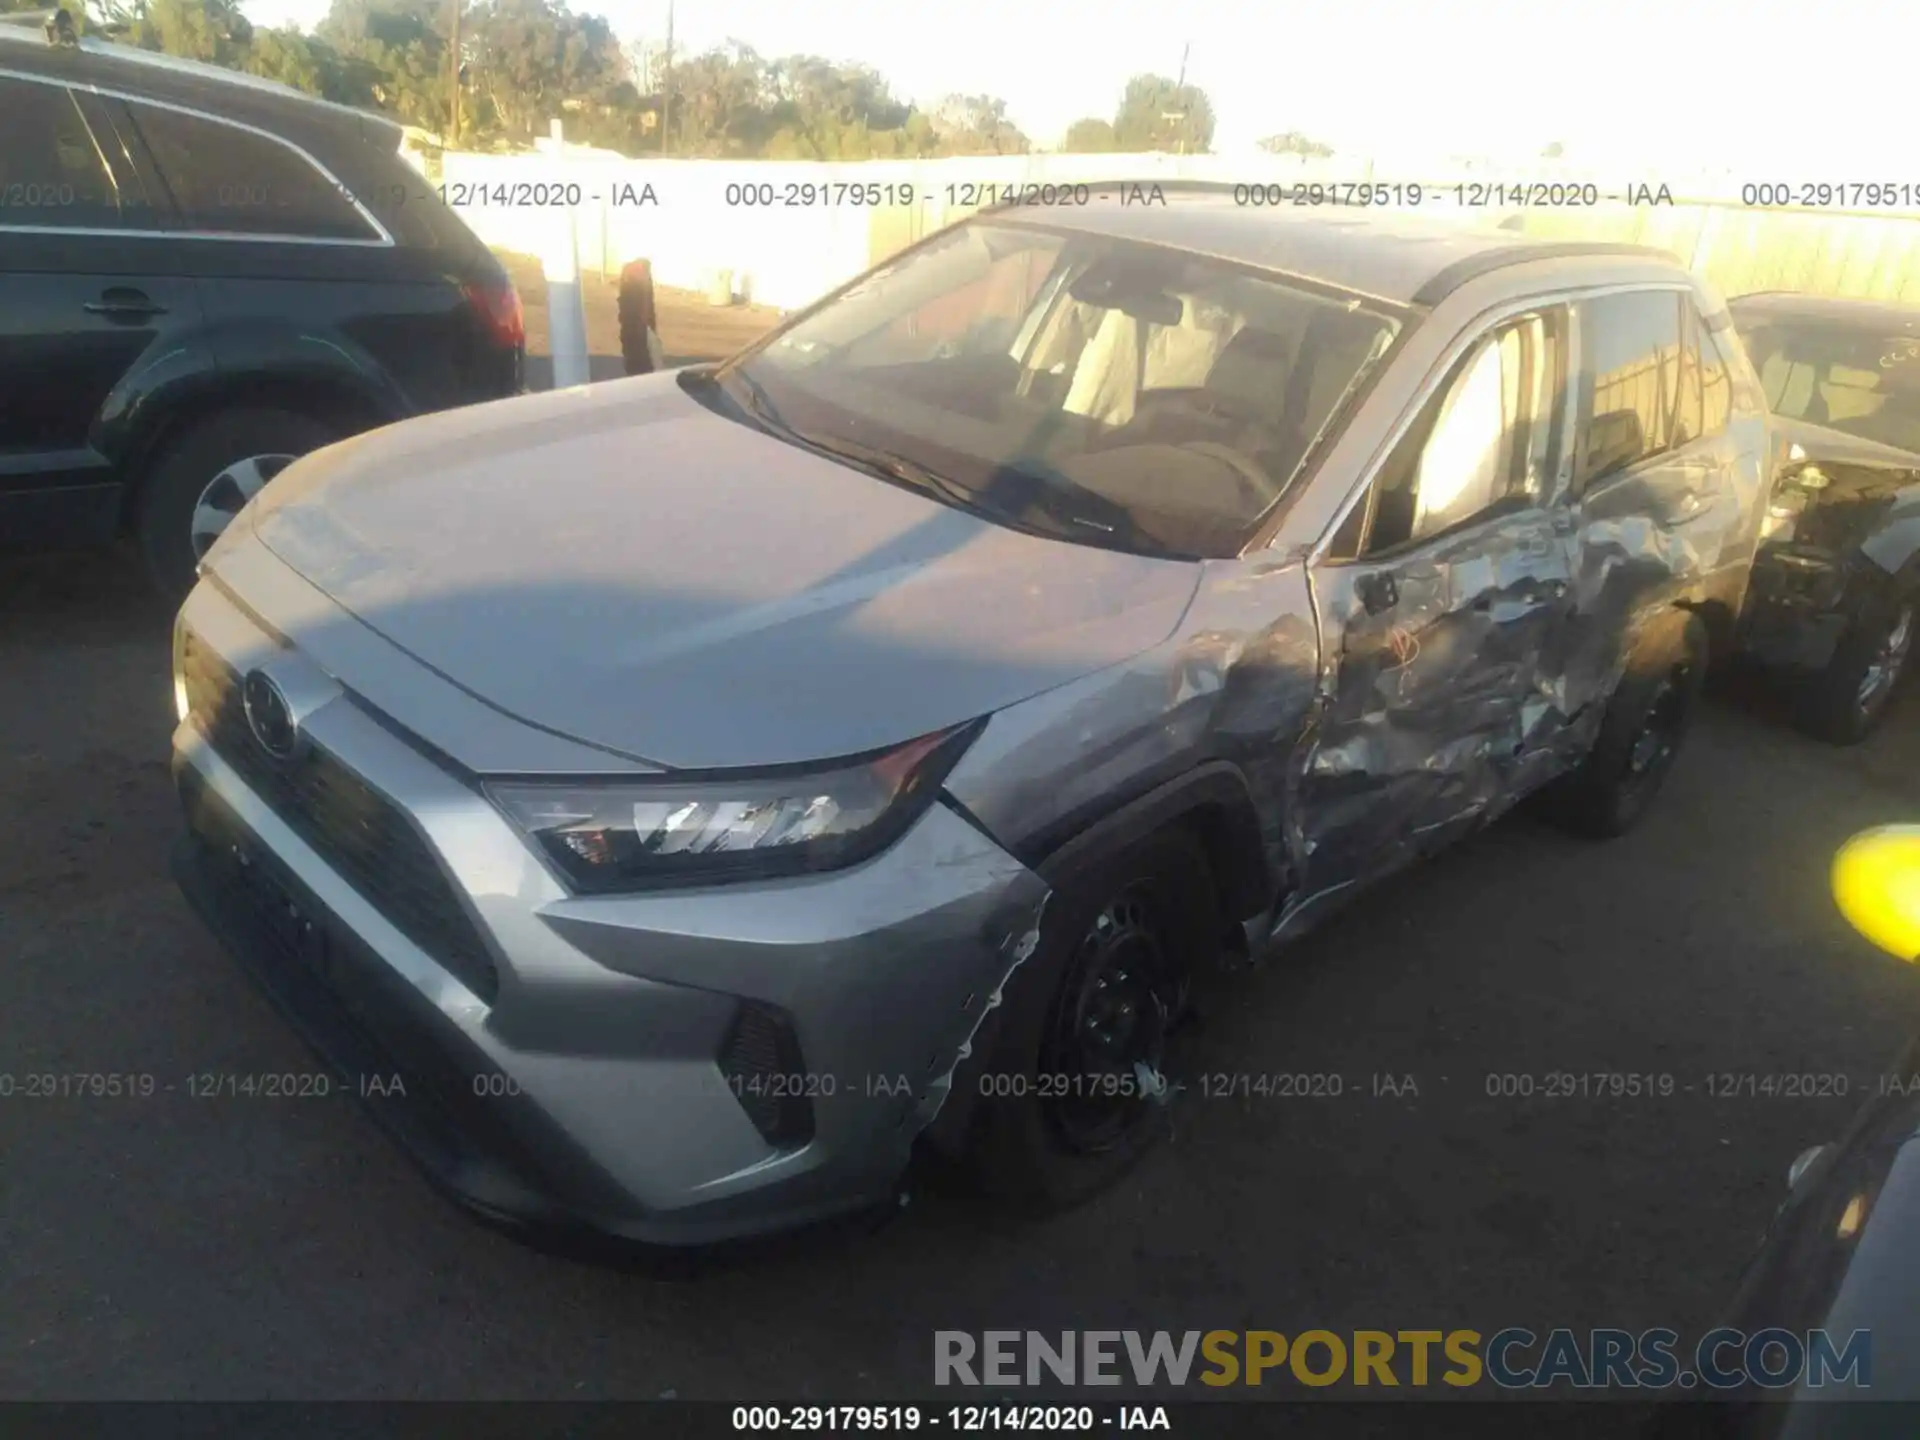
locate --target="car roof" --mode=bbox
[1728,291,1920,330]
[0,23,403,148]
[985,184,1683,309]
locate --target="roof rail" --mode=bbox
[1411,241,1683,306]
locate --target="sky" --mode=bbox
[238,0,1914,169]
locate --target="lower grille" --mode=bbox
[180,629,500,1004]
[717,1003,815,1149]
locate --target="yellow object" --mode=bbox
[1832,826,1920,962]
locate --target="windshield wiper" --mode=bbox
[709,364,793,437]
[791,432,1038,528]
[990,457,1191,559]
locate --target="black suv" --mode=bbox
[0,25,525,597]
[1730,293,1919,742]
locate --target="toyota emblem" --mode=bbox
[241,670,298,761]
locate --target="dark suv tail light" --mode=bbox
[464,278,524,350]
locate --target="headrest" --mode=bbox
[1203,327,1295,416]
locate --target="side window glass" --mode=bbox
[1672,303,1706,447]
[1336,314,1548,560]
[1700,326,1735,436]
[1576,291,1682,491]
[124,101,378,241]
[0,78,134,229]
[1412,331,1515,538]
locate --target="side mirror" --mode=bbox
[1066,271,1184,328]
[1832,826,1920,962]
[1781,460,1831,492]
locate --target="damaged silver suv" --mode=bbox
[171,189,1771,1250]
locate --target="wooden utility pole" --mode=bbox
[1173,42,1189,155]
[1157,44,1191,155]
[448,0,461,144]
[659,0,674,153]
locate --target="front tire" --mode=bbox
[135,408,334,602]
[1544,609,1710,839]
[1795,589,1914,746]
[963,829,1216,1213]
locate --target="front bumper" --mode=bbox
[1736,549,1853,675]
[170,579,1047,1252]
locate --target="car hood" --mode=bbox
[1772,415,1920,487]
[246,373,1201,770]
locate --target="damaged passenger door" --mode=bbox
[1555,289,1750,720]
[1297,307,1574,898]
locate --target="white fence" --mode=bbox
[435,148,1920,315]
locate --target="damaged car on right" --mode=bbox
[1729,293,1920,742]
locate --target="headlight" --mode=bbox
[485,721,983,893]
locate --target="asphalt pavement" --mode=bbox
[3,542,1918,1405]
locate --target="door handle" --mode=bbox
[85,290,167,321]
[1356,570,1399,615]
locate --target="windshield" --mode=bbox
[718,220,1404,560]
[1734,314,1920,454]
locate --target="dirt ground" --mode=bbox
[496,250,784,384]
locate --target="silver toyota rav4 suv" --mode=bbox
[171,188,1771,1251]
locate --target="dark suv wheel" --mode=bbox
[963,828,1216,1212]
[1796,589,1914,745]
[135,408,334,602]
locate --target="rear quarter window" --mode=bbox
[123,97,381,241]
[347,149,477,254]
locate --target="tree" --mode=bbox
[88,0,254,63]
[1060,116,1116,153]
[246,27,387,107]
[930,93,1029,155]
[316,0,452,132]
[1111,73,1213,153]
[464,0,628,145]
[40,0,1206,163]
[763,54,912,158]
[1541,140,1565,159]
[1258,130,1333,159]
[662,42,781,155]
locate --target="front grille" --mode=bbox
[179,629,500,1005]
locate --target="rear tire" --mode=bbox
[1544,609,1710,840]
[963,828,1216,1214]
[135,408,334,602]
[1794,589,1914,746]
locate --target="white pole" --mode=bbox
[542,119,591,389]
